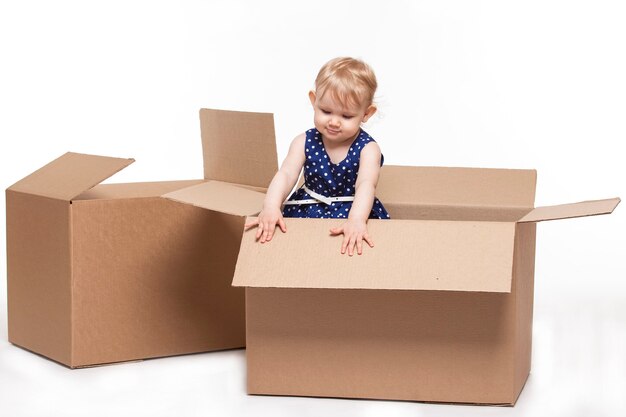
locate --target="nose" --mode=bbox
[329,116,340,127]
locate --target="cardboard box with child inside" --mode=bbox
[162,109,620,405]
[231,168,619,405]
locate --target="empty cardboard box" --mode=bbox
[6,109,277,368]
[231,166,619,405]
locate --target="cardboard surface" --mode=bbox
[8,152,134,201]
[246,287,518,404]
[70,198,246,365]
[242,221,542,405]
[511,223,536,402]
[234,218,516,293]
[518,197,621,223]
[240,222,540,405]
[6,191,72,365]
[377,165,537,208]
[200,108,278,188]
[163,180,265,217]
[382,203,531,222]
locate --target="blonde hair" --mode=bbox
[314,57,377,109]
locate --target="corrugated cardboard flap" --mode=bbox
[518,197,620,223]
[233,218,517,293]
[162,180,266,217]
[8,152,134,201]
[200,108,278,189]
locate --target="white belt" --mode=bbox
[283,185,355,206]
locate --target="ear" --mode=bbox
[361,105,377,123]
[308,90,317,107]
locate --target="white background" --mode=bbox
[1,1,625,416]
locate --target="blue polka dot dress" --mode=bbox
[282,128,391,219]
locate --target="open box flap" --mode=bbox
[200,108,279,189]
[162,180,266,217]
[377,165,537,208]
[518,197,620,223]
[233,218,516,293]
[8,152,134,201]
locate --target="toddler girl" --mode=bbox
[246,57,390,256]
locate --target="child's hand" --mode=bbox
[244,208,287,243]
[329,218,374,256]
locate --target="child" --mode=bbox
[245,57,390,256]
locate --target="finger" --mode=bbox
[262,222,275,242]
[255,224,263,240]
[278,218,287,233]
[363,233,375,248]
[244,219,259,231]
[259,223,269,243]
[341,236,349,254]
[329,227,343,236]
[356,238,363,255]
[348,237,355,257]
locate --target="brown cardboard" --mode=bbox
[232,165,620,405]
[163,180,266,217]
[6,108,278,368]
[518,198,620,223]
[233,219,517,292]
[8,152,135,200]
[201,108,278,188]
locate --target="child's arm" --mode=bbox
[329,142,382,256]
[244,133,306,243]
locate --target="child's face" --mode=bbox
[309,90,376,145]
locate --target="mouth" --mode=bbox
[326,128,341,135]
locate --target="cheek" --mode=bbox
[314,111,327,124]
[312,113,324,128]
[346,119,361,130]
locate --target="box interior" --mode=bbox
[377,165,536,222]
[74,180,205,201]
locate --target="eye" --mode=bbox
[321,109,331,115]
[342,115,354,120]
